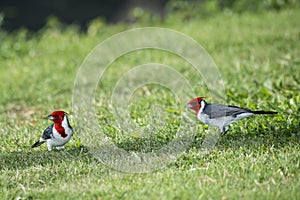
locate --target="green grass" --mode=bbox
[1,9,300,199]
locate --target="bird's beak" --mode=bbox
[47,115,54,120]
[185,103,192,108]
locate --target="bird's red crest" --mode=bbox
[48,110,67,124]
[51,110,67,117]
[186,97,205,114]
[188,97,205,105]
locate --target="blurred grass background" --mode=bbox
[0,1,300,199]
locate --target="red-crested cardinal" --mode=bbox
[186,97,277,135]
[32,111,74,151]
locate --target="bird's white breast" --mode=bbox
[50,116,73,146]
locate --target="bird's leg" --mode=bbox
[220,126,229,136]
[56,146,65,150]
[47,143,52,151]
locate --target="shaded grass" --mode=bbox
[0,8,300,199]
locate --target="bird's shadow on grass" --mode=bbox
[0,146,93,171]
[2,120,298,171]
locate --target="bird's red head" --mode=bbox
[47,110,67,123]
[185,97,205,114]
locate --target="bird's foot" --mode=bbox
[56,146,65,150]
[220,126,229,136]
[220,130,229,136]
[47,144,52,151]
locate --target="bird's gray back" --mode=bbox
[203,103,251,119]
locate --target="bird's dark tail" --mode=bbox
[32,140,45,148]
[252,110,277,115]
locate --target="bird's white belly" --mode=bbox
[197,112,254,129]
[47,137,68,147]
[48,126,73,147]
[198,114,231,128]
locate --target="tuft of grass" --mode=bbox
[1,8,300,199]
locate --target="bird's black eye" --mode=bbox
[192,102,197,105]
[54,115,59,119]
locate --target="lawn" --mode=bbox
[0,8,300,199]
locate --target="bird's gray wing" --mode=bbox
[42,124,54,140]
[203,104,251,119]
